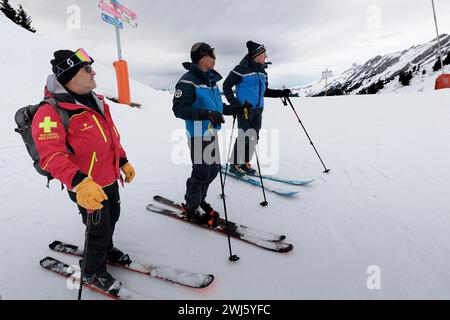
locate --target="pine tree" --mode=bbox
[16,5,35,33]
[432,53,450,72]
[399,70,413,86]
[0,0,17,22]
[433,58,443,71]
[443,52,450,66]
[376,79,384,91]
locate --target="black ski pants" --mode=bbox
[68,182,120,275]
[185,136,219,210]
[231,108,263,164]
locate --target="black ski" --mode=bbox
[153,195,286,242]
[40,256,148,300]
[49,241,214,289]
[147,197,293,253]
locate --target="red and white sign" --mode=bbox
[98,0,121,19]
[121,13,137,28]
[111,0,137,19]
[100,0,137,28]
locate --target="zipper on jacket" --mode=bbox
[92,115,108,143]
[88,152,97,177]
[257,72,262,108]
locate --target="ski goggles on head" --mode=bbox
[53,48,94,77]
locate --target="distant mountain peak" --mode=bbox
[293,34,450,96]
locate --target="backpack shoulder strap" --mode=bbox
[42,98,69,132]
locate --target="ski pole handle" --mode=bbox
[243,100,249,120]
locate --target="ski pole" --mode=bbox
[286,97,330,173]
[222,100,249,193]
[254,147,268,207]
[78,210,93,300]
[221,114,237,195]
[213,130,239,262]
[243,109,268,206]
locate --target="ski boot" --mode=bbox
[108,247,132,266]
[199,201,220,228]
[182,203,219,228]
[229,164,246,177]
[83,270,122,296]
[241,163,257,175]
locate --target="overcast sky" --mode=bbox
[9,0,450,89]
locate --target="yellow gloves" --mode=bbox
[74,162,135,210]
[121,162,136,183]
[75,178,108,210]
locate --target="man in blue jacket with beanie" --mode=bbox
[223,41,291,176]
[173,42,247,228]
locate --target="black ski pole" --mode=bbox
[286,97,330,173]
[254,147,268,206]
[243,106,268,206]
[213,129,239,262]
[78,210,93,300]
[221,114,237,197]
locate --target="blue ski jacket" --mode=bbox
[173,62,232,137]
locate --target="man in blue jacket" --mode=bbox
[223,41,291,176]
[173,42,246,227]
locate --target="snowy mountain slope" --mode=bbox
[2,12,450,299]
[294,34,450,96]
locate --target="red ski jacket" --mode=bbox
[32,75,127,190]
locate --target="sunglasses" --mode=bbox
[199,48,216,60]
[208,48,216,59]
[82,65,94,74]
[53,48,94,77]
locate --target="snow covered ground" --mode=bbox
[2,12,450,300]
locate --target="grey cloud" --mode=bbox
[9,0,450,89]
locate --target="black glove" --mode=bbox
[197,109,225,128]
[232,101,253,116]
[281,88,291,97]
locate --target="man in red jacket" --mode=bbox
[32,49,136,294]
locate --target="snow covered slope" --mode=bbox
[294,34,450,96]
[2,12,450,299]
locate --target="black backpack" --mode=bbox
[14,98,69,186]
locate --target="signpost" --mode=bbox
[101,13,123,29]
[321,69,333,96]
[98,0,137,105]
[431,0,450,90]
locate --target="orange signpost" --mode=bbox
[113,60,131,105]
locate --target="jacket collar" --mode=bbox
[239,55,269,72]
[44,74,105,114]
[182,62,222,84]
